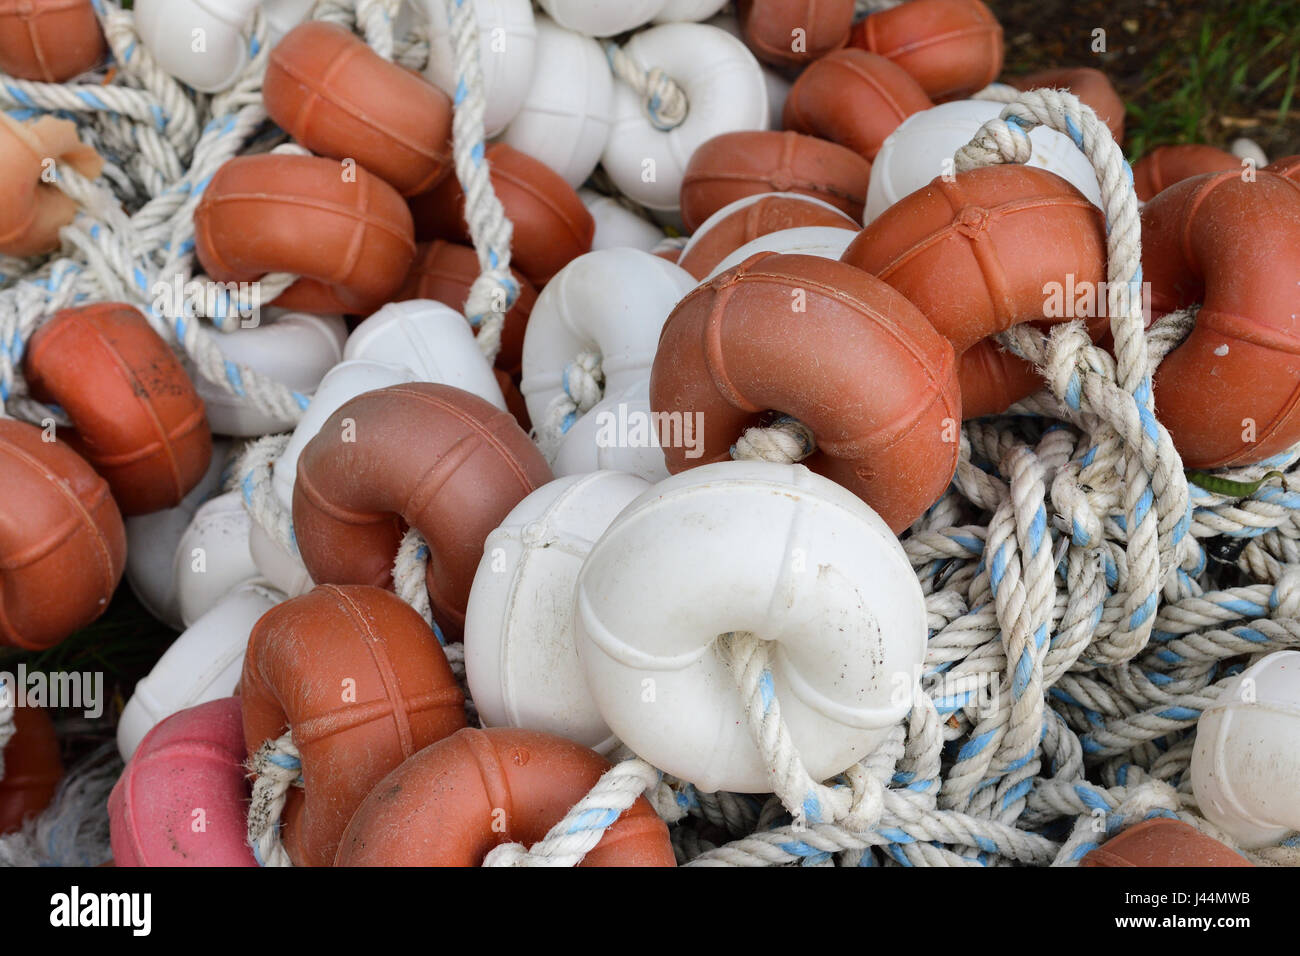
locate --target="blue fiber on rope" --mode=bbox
[1012,649,1034,699]
[224,360,246,397]
[6,85,35,107]
[1028,505,1046,553]
[1235,627,1269,644]
[1127,591,1158,630]
[957,728,996,760]
[758,668,776,713]
[1000,777,1033,809]
[1154,706,1200,721]
[566,807,620,834]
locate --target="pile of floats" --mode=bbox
[0,0,1298,868]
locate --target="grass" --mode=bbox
[1113,1,1300,159]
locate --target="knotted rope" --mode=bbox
[605,43,689,133]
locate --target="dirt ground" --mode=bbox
[994,0,1300,159]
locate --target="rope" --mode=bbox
[245,732,302,868]
[0,682,14,783]
[533,350,604,459]
[605,43,689,132]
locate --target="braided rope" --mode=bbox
[245,732,301,868]
[0,681,14,783]
[605,43,689,132]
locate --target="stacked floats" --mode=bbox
[1,0,1297,867]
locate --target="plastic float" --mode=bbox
[0,419,125,650]
[576,461,928,792]
[842,165,1108,418]
[678,191,857,279]
[706,223,856,278]
[125,440,232,631]
[1191,651,1300,849]
[1141,158,1300,466]
[241,585,465,866]
[550,378,671,482]
[465,471,650,752]
[0,0,104,81]
[680,129,872,230]
[195,153,416,314]
[501,15,612,187]
[410,142,594,285]
[782,49,933,161]
[735,0,854,69]
[194,311,347,437]
[864,99,1104,221]
[601,22,768,213]
[264,20,454,196]
[1132,143,1241,202]
[421,0,536,137]
[172,490,260,627]
[291,384,552,638]
[336,727,675,866]
[0,113,103,257]
[25,303,213,514]
[520,248,695,438]
[109,697,257,867]
[579,189,667,253]
[849,0,1003,101]
[651,253,960,532]
[1080,818,1252,868]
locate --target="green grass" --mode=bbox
[1125,0,1300,160]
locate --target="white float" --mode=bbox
[465,471,651,753]
[173,490,259,628]
[579,189,666,252]
[865,99,1105,223]
[117,579,284,760]
[195,310,346,437]
[575,461,928,793]
[706,10,792,131]
[519,248,696,426]
[1191,650,1300,849]
[502,16,613,188]
[655,0,729,23]
[343,300,506,411]
[261,0,317,44]
[552,378,671,483]
[602,23,767,212]
[247,522,314,598]
[707,225,859,279]
[679,191,855,263]
[421,0,536,137]
[537,0,664,37]
[272,359,416,508]
[134,0,261,93]
[125,441,231,631]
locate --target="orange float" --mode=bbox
[396,240,536,376]
[1081,818,1252,867]
[679,193,858,280]
[264,22,454,197]
[850,0,1003,101]
[650,252,960,532]
[1142,159,1300,467]
[291,383,552,638]
[241,585,466,867]
[841,165,1108,419]
[0,418,125,650]
[734,0,855,69]
[782,49,933,161]
[0,0,105,82]
[680,130,872,232]
[1132,144,1240,202]
[336,728,675,866]
[0,705,62,834]
[195,154,416,315]
[0,114,103,258]
[408,143,594,286]
[25,303,212,515]
[1010,67,1125,145]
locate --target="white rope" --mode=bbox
[605,43,688,132]
[245,732,301,868]
[0,683,15,783]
